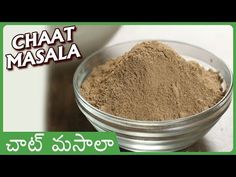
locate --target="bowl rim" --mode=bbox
[73,40,233,126]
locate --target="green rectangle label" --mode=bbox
[0,132,120,155]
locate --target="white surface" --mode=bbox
[3,26,48,131]
[3,25,233,152]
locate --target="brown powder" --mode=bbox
[81,41,224,121]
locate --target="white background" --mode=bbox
[3,25,233,152]
[4,25,48,132]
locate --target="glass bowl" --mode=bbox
[73,40,233,152]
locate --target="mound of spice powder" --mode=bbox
[81,41,224,121]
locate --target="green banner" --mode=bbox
[0,132,120,155]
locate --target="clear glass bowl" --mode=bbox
[73,40,233,152]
